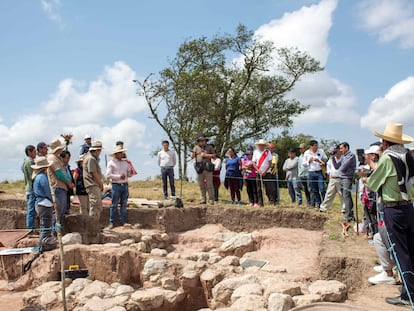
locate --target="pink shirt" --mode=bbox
[242,158,257,179]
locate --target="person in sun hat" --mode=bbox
[79,134,92,155]
[73,154,89,215]
[191,135,215,205]
[47,138,74,225]
[363,122,414,306]
[252,139,273,207]
[31,156,56,252]
[106,145,133,229]
[83,141,104,219]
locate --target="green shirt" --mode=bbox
[22,157,34,193]
[367,154,414,203]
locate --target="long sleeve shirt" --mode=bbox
[157,150,177,167]
[106,158,132,183]
[283,157,299,180]
[298,154,309,177]
[303,149,327,172]
[33,172,53,206]
[22,157,34,193]
[333,151,356,179]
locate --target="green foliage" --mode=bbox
[139,24,323,178]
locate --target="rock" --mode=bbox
[130,287,164,309]
[78,295,129,311]
[219,233,254,257]
[261,264,287,273]
[212,274,260,307]
[114,284,134,296]
[103,243,121,248]
[231,283,263,303]
[142,259,168,279]
[134,241,148,253]
[150,248,168,257]
[267,293,294,311]
[200,269,224,303]
[184,252,210,262]
[207,253,222,264]
[62,232,82,245]
[166,252,181,260]
[39,290,58,306]
[218,256,240,267]
[78,280,110,300]
[23,289,40,306]
[161,277,177,291]
[120,239,135,246]
[163,289,179,305]
[36,281,62,293]
[106,307,126,311]
[181,270,200,290]
[160,233,170,242]
[263,279,302,299]
[66,278,91,297]
[308,280,347,302]
[231,294,266,310]
[213,232,238,242]
[293,294,322,306]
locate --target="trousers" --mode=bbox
[308,171,325,206]
[110,183,129,224]
[320,178,343,211]
[26,192,36,229]
[197,170,214,203]
[86,186,102,219]
[35,203,53,252]
[161,167,175,198]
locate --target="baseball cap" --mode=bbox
[364,145,379,155]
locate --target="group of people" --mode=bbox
[22,135,137,251]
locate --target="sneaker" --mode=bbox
[373,265,384,273]
[368,271,396,285]
[238,201,242,205]
[230,201,235,205]
[319,206,328,212]
[253,203,260,207]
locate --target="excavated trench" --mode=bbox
[0,196,369,310]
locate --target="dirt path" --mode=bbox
[0,291,24,310]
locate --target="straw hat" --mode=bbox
[374,123,414,145]
[255,139,268,146]
[110,145,127,155]
[89,141,103,151]
[49,139,65,154]
[31,156,51,170]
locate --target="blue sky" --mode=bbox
[1,0,414,181]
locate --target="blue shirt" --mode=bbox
[225,156,241,177]
[33,172,53,204]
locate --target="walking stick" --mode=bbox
[47,180,67,311]
[355,179,359,236]
[260,173,266,207]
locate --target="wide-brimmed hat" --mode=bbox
[31,156,51,170]
[110,145,127,155]
[299,143,307,149]
[49,139,65,154]
[89,141,103,151]
[255,139,268,146]
[84,134,92,140]
[374,123,414,145]
[364,145,379,155]
[197,135,209,142]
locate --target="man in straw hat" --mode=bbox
[83,141,104,219]
[47,138,74,225]
[364,123,414,306]
[31,156,56,252]
[106,145,133,229]
[252,139,273,207]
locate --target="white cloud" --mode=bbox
[251,0,359,127]
[0,61,157,181]
[358,0,414,48]
[360,76,414,130]
[40,0,64,28]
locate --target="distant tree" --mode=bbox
[136,24,323,179]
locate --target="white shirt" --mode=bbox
[106,158,132,183]
[252,149,272,174]
[326,156,342,177]
[157,150,177,167]
[303,148,327,172]
[212,158,222,171]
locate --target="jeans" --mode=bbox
[35,203,53,252]
[341,178,354,221]
[287,179,302,203]
[110,183,129,224]
[299,175,311,205]
[161,167,175,198]
[308,171,325,206]
[26,192,36,229]
[383,205,414,300]
[54,187,68,225]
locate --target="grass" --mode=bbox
[0,178,365,243]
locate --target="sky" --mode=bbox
[1,0,414,181]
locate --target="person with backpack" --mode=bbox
[73,154,88,215]
[365,123,414,306]
[32,157,56,252]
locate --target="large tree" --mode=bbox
[137,25,322,179]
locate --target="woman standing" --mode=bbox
[242,150,259,207]
[224,147,242,205]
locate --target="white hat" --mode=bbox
[110,145,128,155]
[89,141,103,151]
[255,139,268,146]
[84,134,92,140]
[49,139,65,154]
[364,145,379,155]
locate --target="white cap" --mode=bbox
[364,145,379,155]
[84,134,91,139]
